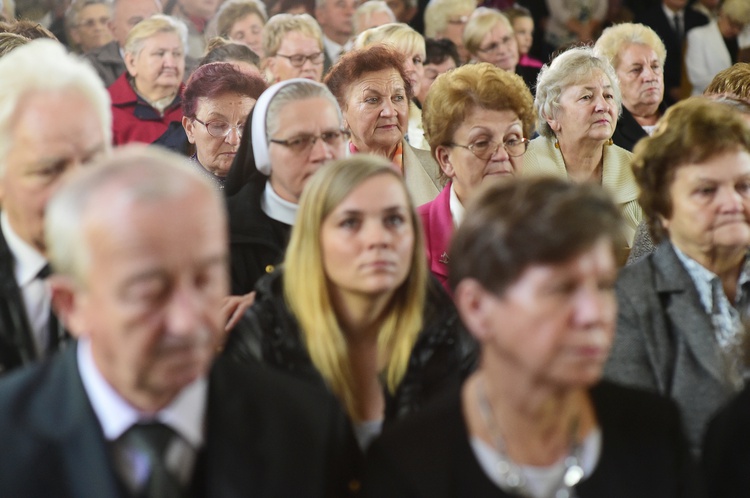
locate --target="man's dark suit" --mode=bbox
[636,5,708,106]
[0,224,39,374]
[0,345,353,497]
[84,40,126,89]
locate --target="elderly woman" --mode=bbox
[423,0,475,63]
[226,155,477,450]
[65,0,113,54]
[604,97,750,456]
[594,23,666,152]
[419,62,535,291]
[354,22,428,151]
[362,177,699,497]
[686,0,750,95]
[325,44,441,205]
[463,7,538,91]
[524,46,642,250]
[224,78,347,296]
[109,14,187,146]
[214,0,267,57]
[261,13,324,84]
[179,62,267,188]
[199,37,261,74]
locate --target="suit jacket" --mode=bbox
[686,21,732,95]
[636,5,708,104]
[0,225,42,374]
[84,40,126,89]
[404,142,441,206]
[362,381,703,497]
[417,183,453,292]
[0,344,353,497]
[604,241,742,455]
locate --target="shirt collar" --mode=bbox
[1,211,47,286]
[261,180,298,225]
[662,3,684,17]
[323,35,344,60]
[77,339,207,448]
[448,182,465,227]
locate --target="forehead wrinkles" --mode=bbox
[353,73,405,97]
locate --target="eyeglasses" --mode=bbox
[193,118,244,138]
[78,16,110,29]
[477,35,516,54]
[447,16,469,25]
[270,129,351,154]
[274,52,325,67]
[450,137,529,159]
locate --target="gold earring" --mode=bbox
[554,140,560,149]
[605,138,613,146]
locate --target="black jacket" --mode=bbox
[612,104,665,152]
[225,269,478,423]
[225,175,291,296]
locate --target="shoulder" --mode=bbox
[523,136,566,177]
[107,73,136,105]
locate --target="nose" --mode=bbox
[718,186,744,212]
[309,135,334,162]
[163,52,176,67]
[593,94,608,112]
[165,282,203,338]
[489,142,511,162]
[363,219,391,248]
[380,99,396,118]
[225,126,241,146]
[572,284,611,329]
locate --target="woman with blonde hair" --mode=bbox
[261,13,325,83]
[226,155,476,449]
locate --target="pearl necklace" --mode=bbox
[476,379,586,498]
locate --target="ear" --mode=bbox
[658,213,670,232]
[544,110,560,133]
[49,275,88,340]
[183,116,196,144]
[262,57,277,82]
[124,51,138,78]
[453,278,497,343]
[435,144,456,179]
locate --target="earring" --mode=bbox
[554,140,560,149]
[605,138,613,146]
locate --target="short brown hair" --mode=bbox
[705,63,750,102]
[324,44,413,111]
[449,177,622,294]
[423,62,535,165]
[633,97,750,242]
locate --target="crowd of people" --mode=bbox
[2,0,750,496]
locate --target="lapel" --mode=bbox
[34,346,123,498]
[402,141,440,206]
[422,186,453,281]
[651,242,727,384]
[0,223,38,370]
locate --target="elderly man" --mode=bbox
[0,39,111,374]
[85,0,163,88]
[0,146,350,497]
[315,0,355,67]
[65,0,114,53]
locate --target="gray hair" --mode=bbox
[354,1,396,33]
[594,23,666,71]
[266,80,343,140]
[535,46,622,138]
[124,14,188,57]
[46,146,223,284]
[0,39,111,176]
[424,0,475,39]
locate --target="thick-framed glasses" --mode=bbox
[450,137,529,159]
[270,129,351,154]
[193,118,244,138]
[477,35,516,54]
[274,52,325,67]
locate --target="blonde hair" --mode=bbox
[424,0,475,38]
[463,7,512,56]
[262,13,323,57]
[723,0,750,25]
[353,1,395,34]
[594,23,666,71]
[354,22,425,59]
[283,155,427,421]
[124,14,188,56]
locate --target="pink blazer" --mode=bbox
[417,183,453,293]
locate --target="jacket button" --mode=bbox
[265,264,274,273]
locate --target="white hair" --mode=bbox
[0,39,112,176]
[46,146,222,283]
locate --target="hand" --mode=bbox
[221,292,256,331]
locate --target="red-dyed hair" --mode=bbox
[182,62,267,118]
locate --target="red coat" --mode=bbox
[108,73,184,146]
